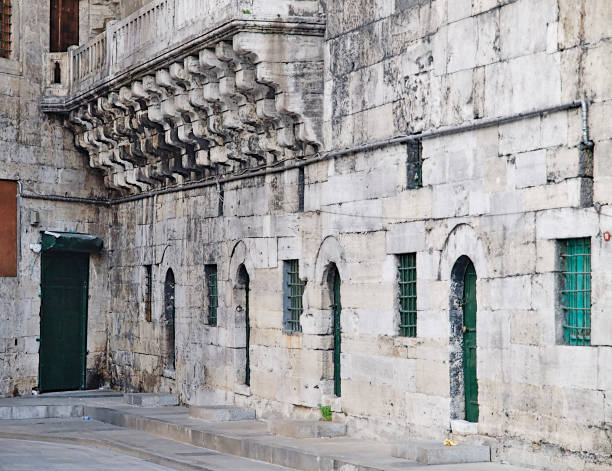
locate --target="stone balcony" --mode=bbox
[42,0,325,193]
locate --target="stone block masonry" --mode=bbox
[0,1,611,471]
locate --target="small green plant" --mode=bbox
[319,405,332,421]
[242,9,251,14]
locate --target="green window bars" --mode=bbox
[398,253,417,337]
[284,260,304,332]
[560,238,591,346]
[144,265,152,322]
[205,264,218,326]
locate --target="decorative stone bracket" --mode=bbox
[42,11,325,194]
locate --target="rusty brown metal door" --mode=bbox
[0,180,17,277]
[50,0,79,52]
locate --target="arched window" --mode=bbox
[163,268,176,372]
[234,264,250,386]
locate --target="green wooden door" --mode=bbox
[40,252,89,392]
[332,267,341,397]
[463,262,478,422]
[245,274,250,387]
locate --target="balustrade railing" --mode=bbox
[113,0,174,63]
[44,0,319,97]
[71,31,106,84]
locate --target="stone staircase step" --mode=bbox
[0,404,83,420]
[266,419,347,438]
[391,439,491,465]
[124,393,179,407]
[83,406,402,471]
[39,390,123,399]
[189,405,256,421]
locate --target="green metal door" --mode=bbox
[332,267,341,397]
[462,262,478,423]
[40,252,89,392]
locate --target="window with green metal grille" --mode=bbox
[0,0,10,59]
[283,260,303,332]
[560,238,591,346]
[144,265,152,322]
[398,253,417,337]
[205,264,218,326]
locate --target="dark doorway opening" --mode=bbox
[163,268,176,373]
[235,264,250,386]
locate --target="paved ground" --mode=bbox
[0,436,533,471]
[0,393,539,471]
[0,418,295,471]
[0,438,175,471]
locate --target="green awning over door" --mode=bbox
[41,231,103,253]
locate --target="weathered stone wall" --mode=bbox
[120,0,152,18]
[0,0,110,396]
[80,0,121,41]
[105,1,612,469]
[1,0,610,469]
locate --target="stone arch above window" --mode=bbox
[313,236,349,291]
[439,223,488,282]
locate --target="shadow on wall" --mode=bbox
[121,0,154,18]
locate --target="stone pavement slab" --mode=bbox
[0,438,174,471]
[0,418,298,471]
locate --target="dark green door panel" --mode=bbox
[463,262,478,423]
[332,267,341,397]
[245,274,250,387]
[40,252,89,392]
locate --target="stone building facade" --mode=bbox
[0,0,611,469]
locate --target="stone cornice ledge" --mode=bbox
[42,16,326,114]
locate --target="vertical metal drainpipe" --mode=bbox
[581,96,595,148]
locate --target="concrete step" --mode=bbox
[189,405,256,421]
[40,389,123,399]
[392,440,491,465]
[124,393,179,407]
[266,419,347,438]
[83,405,411,471]
[0,404,83,420]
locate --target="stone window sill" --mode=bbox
[234,383,251,397]
[162,367,176,380]
[282,329,303,336]
[0,57,22,76]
